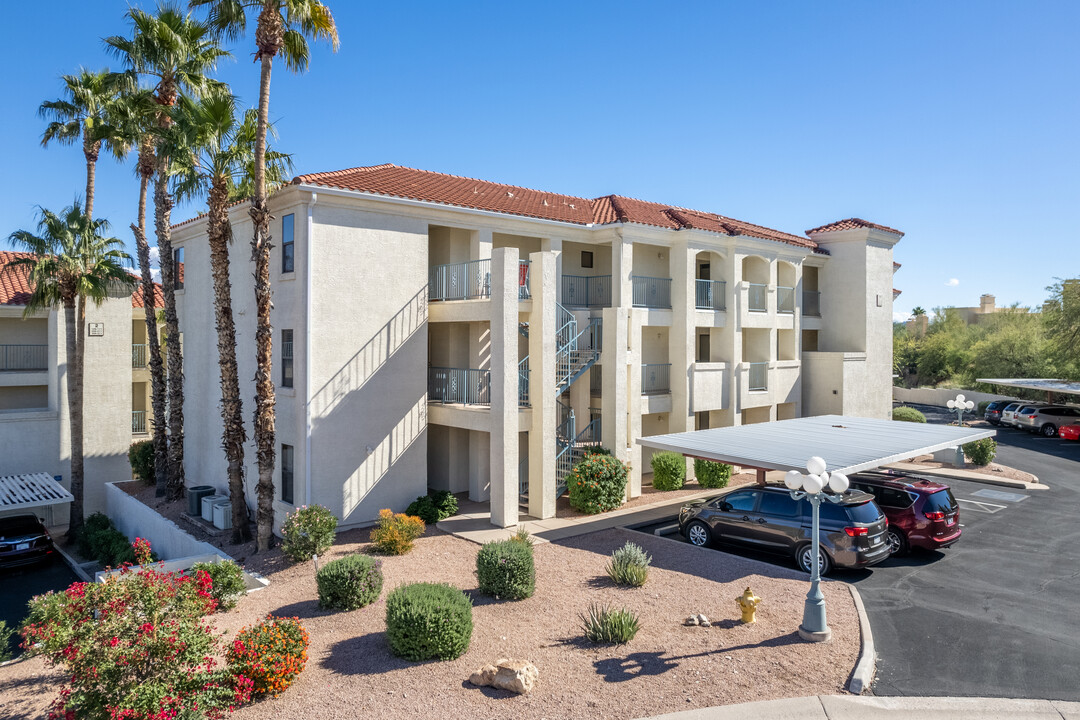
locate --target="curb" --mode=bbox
[846,584,875,695]
[883,463,1047,491]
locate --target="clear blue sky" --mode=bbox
[2,1,1077,317]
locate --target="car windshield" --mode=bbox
[0,516,43,537]
[923,489,958,514]
[1004,403,1021,412]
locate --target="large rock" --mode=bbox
[469,658,539,695]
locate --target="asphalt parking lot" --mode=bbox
[0,556,78,658]
[630,408,1080,701]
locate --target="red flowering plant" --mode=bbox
[566,452,630,514]
[20,538,252,720]
[227,615,310,697]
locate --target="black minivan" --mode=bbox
[678,484,890,575]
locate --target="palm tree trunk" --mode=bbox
[132,145,169,496]
[154,151,186,501]
[208,178,252,543]
[65,297,85,542]
[84,133,99,223]
[251,34,278,553]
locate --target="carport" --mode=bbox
[637,414,996,479]
[0,473,74,524]
[978,378,1080,405]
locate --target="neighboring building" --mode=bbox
[171,165,902,530]
[953,294,1030,324]
[0,251,165,521]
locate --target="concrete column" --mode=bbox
[472,228,493,261]
[541,237,563,303]
[468,430,491,502]
[611,235,634,310]
[489,247,519,527]
[627,310,643,498]
[600,306,627,473]
[730,251,745,426]
[570,361,591,433]
[527,251,557,519]
[669,239,695,480]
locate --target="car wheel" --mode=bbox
[684,521,711,547]
[1042,424,1058,438]
[796,543,832,576]
[885,529,908,556]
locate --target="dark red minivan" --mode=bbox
[848,471,961,555]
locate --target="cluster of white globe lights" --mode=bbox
[784,455,849,495]
[948,393,976,412]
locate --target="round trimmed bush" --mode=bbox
[128,439,155,484]
[281,504,338,563]
[316,554,383,610]
[405,490,459,525]
[567,453,630,514]
[963,437,997,466]
[694,459,732,489]
[386,582,473,661]
[227,614,309,697]
[892,406,927,423]
[190,559,247,611]
[650,451,686,491]
[476,539,535,600]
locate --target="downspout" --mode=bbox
[305,192,318,505]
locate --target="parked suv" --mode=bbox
[678,484,890,575]
[999,402,1030,428]
[1014,405,1080,437]
[0,513,55,569]
[983,400,1011,426]
[848,471,961,555]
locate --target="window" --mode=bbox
[281,444,294,504]
[173,247,184,290]
[722,492,757,513]
[281,329,294,388]
[581,250,593,269]
[758,492,798,517]
[282,213,295,273]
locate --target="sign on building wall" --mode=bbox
[88,323,104,337]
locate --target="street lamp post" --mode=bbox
[784,456,850,643]
[947,393,976,426]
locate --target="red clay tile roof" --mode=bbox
[893,288,902,297]
[805,218,904,237]
[893,261,901,270]
[291,164,819,250]
[0,250,165,308]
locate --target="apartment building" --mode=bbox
[171,165,902,531]
[0,251,165,519]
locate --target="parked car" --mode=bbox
[848,471,961,555]
[1060,425,1080,441]
[678,484,890,575]
[0,513,55,569]
[999,402,1030,428]
[983,400,1012,426]
[1013,405,1080,437]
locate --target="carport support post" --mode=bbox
[799,494,832,642]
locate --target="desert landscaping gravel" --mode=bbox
[0,525,860,720]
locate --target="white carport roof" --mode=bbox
[0,473,74,512]
[636,415,995,475]
[977,378,1080,398]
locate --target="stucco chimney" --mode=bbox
[980,294,995,314]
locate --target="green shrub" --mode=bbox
[369,509,426,555]
[566,453,630,514]
[694,459,732,489]
[585,446,612,457]
[579,604,640,644]
[476,539,535,600]
[405,490,459,525]
[892,406,927,423]
[977,400,991,415]
[650,451,686,490]
[606,541,651,587]
[964,437,997,466]
[386,582,473,661]
[76,513,114,557]
[0,620,13,663]
[316,554,383,611]
[510,525,533,546]
[77,513,137,567]
[128,439,155,484]
[190,559,247,612]
[280,504,338,563]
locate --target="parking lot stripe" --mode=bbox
[956,497,1007,514]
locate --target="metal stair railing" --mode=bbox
[556,415,603,497]
[554,317,602,394]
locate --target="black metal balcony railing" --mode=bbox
[590,363,602,396]
[748,362,768,392]
[132,343,148,369]
[803,290,821,317]
[641,363,671,395]
[0,344,47,371]
[747,283,768,312]
[561,275,612,308]
[632,276,672,309]
[132,410,148,434]
[428,367,490,406]
[695,279,727,310]
[428,259,531,301]
[777,286,795,314]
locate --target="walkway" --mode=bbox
[641,695,1080,719]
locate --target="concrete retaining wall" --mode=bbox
[893,386,1017,408]
[104,481,229,561]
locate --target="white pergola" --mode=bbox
[636,414,995,474]
[0,472,74,513]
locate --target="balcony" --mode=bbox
[777,286,795,314]
[132,343,148,369]
[429,366,530,408]
[695,279,726,310]
[562,275,611,308]
[0,344,47,372]
[590,363,602,396]
[748,362,768,392]
[428,259,531,302]
[641,363,671,395]
[632,276,672,309]
[132,410,147,435]
[803,290,821,317]
[747,284,768,312]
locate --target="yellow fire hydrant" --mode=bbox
[736,586,761,623]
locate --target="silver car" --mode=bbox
[999,402,1028,427]
[1014,405,1080,437]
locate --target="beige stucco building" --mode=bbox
[170,165,903,531]
[0,251,164,520]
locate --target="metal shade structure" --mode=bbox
[0,472,74,512]
[636,414,995,474]
[977,378,1080,400]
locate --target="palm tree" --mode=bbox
[107,4,228,500]
[112,84,172,495]
[192,0,338,551]
[5,204,134,540]
[39,69,126,223]
[912,306,927,317]
[169,90,292,543]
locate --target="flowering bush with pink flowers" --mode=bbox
[21,538,252,720]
